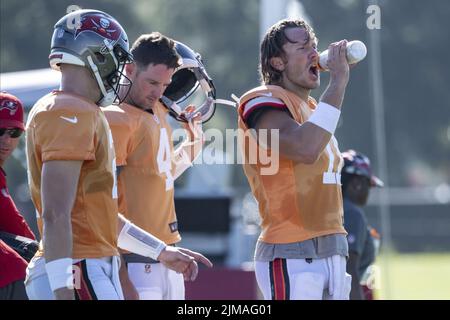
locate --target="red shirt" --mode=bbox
[0,167,35,288]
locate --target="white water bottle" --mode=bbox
[318,40,367,71]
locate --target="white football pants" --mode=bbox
[25,255,123,300]
[255,255,351,300]
[126,262,184,300]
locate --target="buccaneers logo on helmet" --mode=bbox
[0,99,18,116]
[74,14,121,42]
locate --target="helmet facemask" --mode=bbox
[161,41,216,124]
[87,42,133,107]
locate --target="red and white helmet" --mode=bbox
[342,150,384,187]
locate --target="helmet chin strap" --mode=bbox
[214,98,237,108]
[161,94,238,123]
[87,55,115,106]
[160,96,186,122]
[213,93,240,108]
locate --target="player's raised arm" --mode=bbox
[249,40,350,165]
[172,107,204,179]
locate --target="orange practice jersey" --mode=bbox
[26,91,119,259]
[102,101,180,245]
[238,85,347,244]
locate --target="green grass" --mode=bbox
[373,252,450,300]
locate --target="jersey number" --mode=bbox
[107,129,118,199]
[323,137,342,185]
[157,128,174,191]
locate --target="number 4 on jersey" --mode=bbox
[157,128,174,191]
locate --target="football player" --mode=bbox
[25,9,210,300]
[102,33,214,300]
[237,19,354,300]
[341,149,383,300]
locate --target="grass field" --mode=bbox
[373,252,450,300]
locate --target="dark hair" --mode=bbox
[130,32,181,70]
[259,19,316,85]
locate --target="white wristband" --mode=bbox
[176,147,193,166]
[173,147,194,180]
[118,220,167,260]
[45,258,74,292]
[307,102,341,134]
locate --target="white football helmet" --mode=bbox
[161,41,216,123]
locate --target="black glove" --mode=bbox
[0,231,39,262]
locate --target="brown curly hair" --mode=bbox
[259,19,317,85]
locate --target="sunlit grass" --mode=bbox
[373,252,450,300]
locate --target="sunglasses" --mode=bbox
[0,128,23,138]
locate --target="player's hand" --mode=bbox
[327,40,350,86]
[158,246,195,277]
[178,247,213,281]
[177,247,213,269]
[158,246,213,281]
[181,105,203,142]
[54,287,75,300]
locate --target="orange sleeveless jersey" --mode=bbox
[26,91,119,259]
[238,85,347,244]
[102,101,180,244]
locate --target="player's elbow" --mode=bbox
[42,208,56,224]
[288,136,323,164]
[42,207,69,226]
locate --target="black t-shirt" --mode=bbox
[343,197,376,275]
